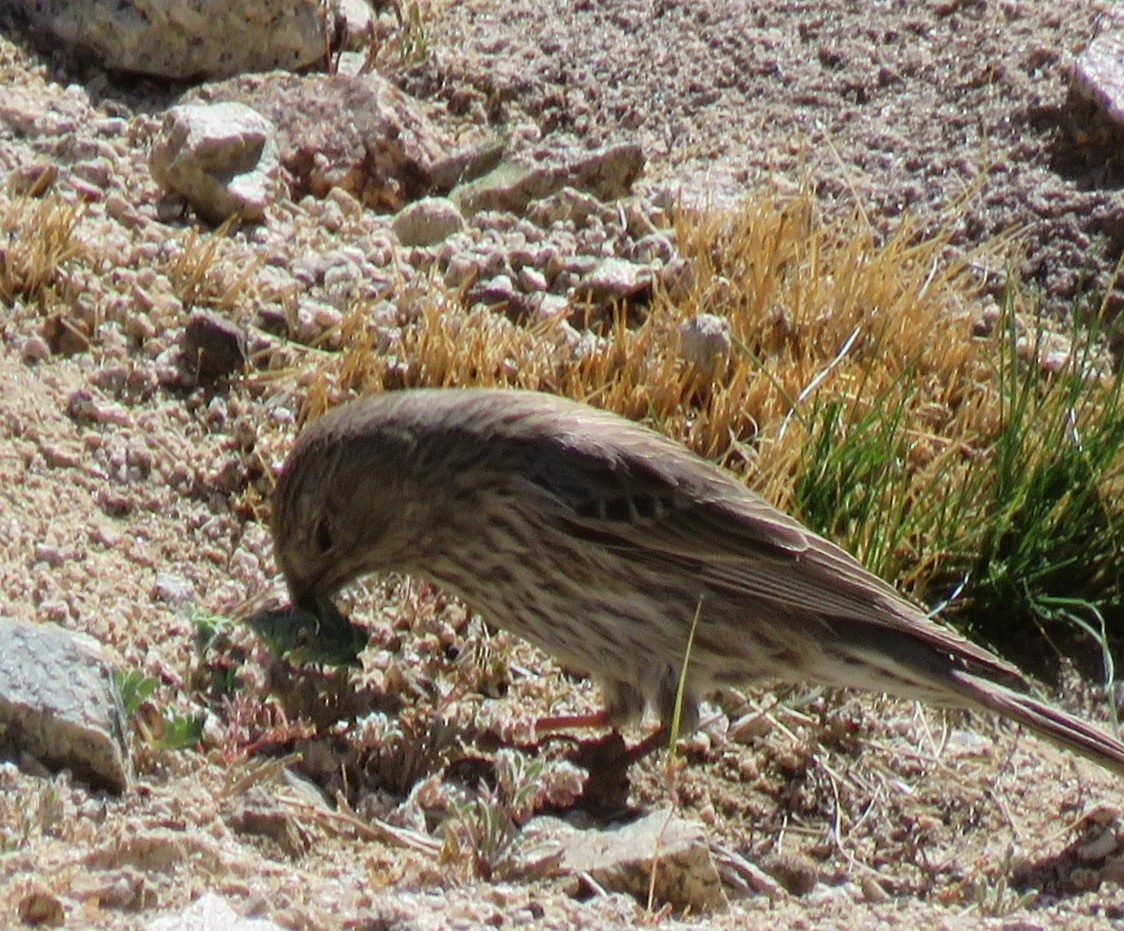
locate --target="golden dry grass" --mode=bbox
[165,218,261,312]
[296,195,983,523]
[0,194,83,307]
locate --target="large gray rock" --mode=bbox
[0,617,132,792]
[10,0,328,79]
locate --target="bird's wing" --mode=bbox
[525,433,1020,680]
[526,432,810,557]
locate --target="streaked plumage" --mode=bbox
[271,388,1124,776]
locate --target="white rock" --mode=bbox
[152,573,196,606]
[549,808,725,911]
[150,103,281,224]
[1072,8,1124,130]
[147,893,285,930]
[678,313,732,370]
[392,197,466,247]
[335,0,375,51]
[577,257,653,301]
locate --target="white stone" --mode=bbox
[1072,9,1124,128]
[678,313,732,370]
[391,197,466,247]
[150,103,281,224]
[147,893,285,931]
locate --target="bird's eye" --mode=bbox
[315,518,333,553]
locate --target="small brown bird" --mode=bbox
[271,388,1124,775]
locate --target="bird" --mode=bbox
[269,387,1124,776]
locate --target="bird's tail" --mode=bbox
[815,621,1124,778]
[944,668,1124,778]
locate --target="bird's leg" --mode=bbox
[622,724,671,763]
[534,709,669,761]
[533,708,614,737]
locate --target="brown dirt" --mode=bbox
[1,0,1123,928]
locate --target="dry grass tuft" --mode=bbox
[165,219,261,313]
[0,194,84,306]
[303,188,993,445]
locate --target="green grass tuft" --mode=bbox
[791,293,1123,682]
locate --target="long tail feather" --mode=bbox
[817,621,1124,777]
[947,670,1124,777]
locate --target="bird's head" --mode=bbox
[270,420,427,613]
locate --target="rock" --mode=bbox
[7,160,58,197]
[1070,8,1124,143]
[0,617,131,793]
[470,274,522,309]
[391,197,465,247]
[17,885,64,925]
[150,103,281,224]
[9,0,328,79]
[555,808,725,911]
[453,142,644,216]
[226,785,314,858]
[1077,828,1119,864]
[147,893,286,930]
[628,232,678,264]
[183,72,452,212]
[761,850,820,895]
[428,136,506,193]
[152,573,196,607]
[678,313,731,370]
[182,313,249,385]
[335,0,375,51]
[20,335,51,365]
[575,257,654,304]
[1103,853,1124,886]
[527,187,612,226]
[651,171,748,214]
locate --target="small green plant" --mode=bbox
[962,307,1123,652]
[18,783,64,846]
[192,609,248,701]
[398,2,429,64]
[243,601,368,668]
[667,597,703,754]
[114,667,205,751]
[793,381,920,582]
[116,668,158,716]
[443,751,548,880]
[148,714,206,751]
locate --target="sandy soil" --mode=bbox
[1,0,1123,928]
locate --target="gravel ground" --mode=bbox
[407,0,1123,325]
[1,0,1123,928]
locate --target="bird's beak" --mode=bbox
[290,585,328,618]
